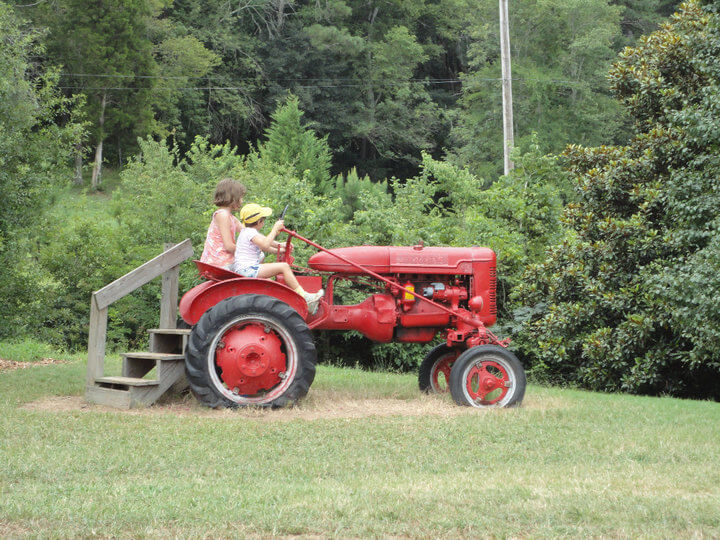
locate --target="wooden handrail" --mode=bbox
[86,239,194,385]
[94,239,194,310]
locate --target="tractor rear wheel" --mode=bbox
[185,294,316,408]
[448,345,525,408]
[418,344,459,394]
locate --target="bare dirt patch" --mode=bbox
[21,389,563,420]
[0,520,33,537]
[0,357,67,372]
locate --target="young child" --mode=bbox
[200,178,247,268]
[232,203,324,314]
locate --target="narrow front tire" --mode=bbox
[418,344,460,394]
[449,345,525,408]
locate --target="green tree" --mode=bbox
[34,0,160,187]
[613,0,680,42]
[514,1,720,399]
[257,95,332,190]
[166,0,469,178]
[28,0,217,187]
[0,1,83,338]
[451,0,626,180]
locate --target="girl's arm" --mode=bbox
[264,244,285,255]
[215,211,236,254]
[251,220,284,252]
[264,240,286,255]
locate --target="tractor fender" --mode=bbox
[180,278,309,325]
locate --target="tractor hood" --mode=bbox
[307,245,495,275]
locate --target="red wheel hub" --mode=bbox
[215,323,286,395]
[431,353,458,392]
[466,360,510,405]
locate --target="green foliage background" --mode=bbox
[6,0,720,402]
[514,1,720,399]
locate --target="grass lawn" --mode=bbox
[1,342,719,538]
[45,167,122,222]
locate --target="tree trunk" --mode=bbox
[91,93,107,190]
[91,140,103,190]
[74,143,83,185]
[362,7,378,163]
[275,0,285,32]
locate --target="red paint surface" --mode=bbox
[308,246,494,275]
[215,322,286,395]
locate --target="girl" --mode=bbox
[200,178,247,268]
[233,203,324,313]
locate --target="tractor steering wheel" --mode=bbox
[277,204,294,264]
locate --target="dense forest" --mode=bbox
[4,0,720,400]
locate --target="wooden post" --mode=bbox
[159,244,179,329]
[86,295,108,384]
[499,0,514,175]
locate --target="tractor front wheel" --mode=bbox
[418,344,459,394]
[449,345,525,408]
[185,294,316,408]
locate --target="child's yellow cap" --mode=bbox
[240,203,273,224]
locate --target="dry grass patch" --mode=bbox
[21,385,566,420]
[0,357,66,372]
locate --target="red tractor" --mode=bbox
[179,226,526,409]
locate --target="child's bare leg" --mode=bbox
[257,262,299,290]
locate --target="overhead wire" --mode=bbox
[56,73,585,92]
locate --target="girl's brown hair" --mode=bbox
[214,178,247,207]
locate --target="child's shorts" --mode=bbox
[237,264,260,278]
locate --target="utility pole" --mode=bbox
[499,0,514,175]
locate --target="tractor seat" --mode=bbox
[194,260,241,281]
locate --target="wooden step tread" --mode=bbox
[95,376,159,387]
[148,328,192,335]
[121,352,185,361]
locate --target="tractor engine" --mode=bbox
[307,245,497,345]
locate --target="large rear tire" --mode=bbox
[185,294,316,408]
[418,344,460,394]
[449,345,525,408]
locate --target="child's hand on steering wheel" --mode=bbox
[272,219,285,233]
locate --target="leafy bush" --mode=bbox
[514,2,720,399]
[0,3,83,340]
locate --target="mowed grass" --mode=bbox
[1,344,719,538]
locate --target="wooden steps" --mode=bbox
[84,240,195,409]
[86,328,191,409]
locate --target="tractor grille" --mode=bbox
[489,265,497,314]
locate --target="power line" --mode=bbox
[57,72,586,86]
[60,72,462,82]
[56,77,585,93]
[57,80,465,91]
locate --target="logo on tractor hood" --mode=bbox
[394,254,448,265]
